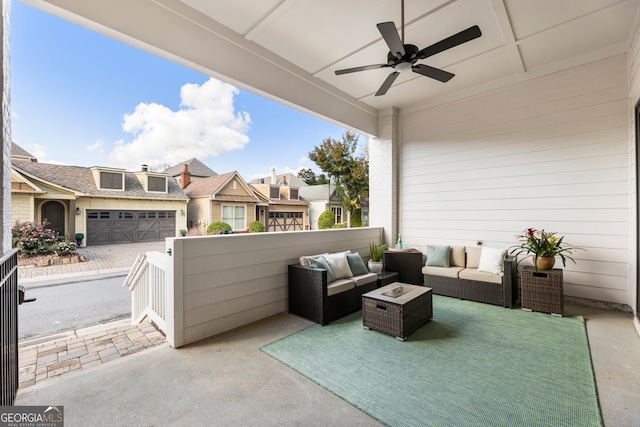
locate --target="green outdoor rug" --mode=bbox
[261,295,602,427]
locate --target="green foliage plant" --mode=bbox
[318,210,335,229]
[369,242,387,262]
[206,221,232,235]
[509,228,584,268]
[248,220,265,233]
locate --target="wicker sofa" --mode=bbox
[288,251,378,325]
[422,245,517,308]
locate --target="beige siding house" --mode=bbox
[183,171,259,233]
[10,144,189,245]
[251,174,310,231]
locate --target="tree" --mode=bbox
[309,131,368,222]
[297,168,328,185]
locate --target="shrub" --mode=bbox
[53,240,77,256]
[318,210,335,229]
[350,209,362,227]
[12,220,76,257]
[206,221,232,235]
[248,221,264,233]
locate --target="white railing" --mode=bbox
[123,251,168,334]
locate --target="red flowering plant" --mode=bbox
[509,228,583,268]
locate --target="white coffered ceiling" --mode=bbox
[21,0,640,135]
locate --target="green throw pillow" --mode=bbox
[309,256,336,282]
[425,245,451,268]
[346,253,369,276]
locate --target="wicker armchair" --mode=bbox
[288,264,378,325]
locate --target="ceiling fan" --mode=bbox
[335,1,482,96]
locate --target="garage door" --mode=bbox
[86,210,176,245]
[267,212,304,232]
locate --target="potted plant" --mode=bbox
[179,229,187,237]
[509,228,584,270]
[74,232,84,247]
[368,241,388,274]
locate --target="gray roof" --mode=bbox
[13,162,189,201]
[250,172,307,187]
[11,142,37,161]
[298,184,337,202]
[164,158,217,178]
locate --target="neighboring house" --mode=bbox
[164,158,217,187]
[183,170,260,233]
[11,142,37,163]
[250,170,310,231]
[249,170,307,188]
[298,184,343,230]
[10,144,189,246]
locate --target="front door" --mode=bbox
[41,201,65,236]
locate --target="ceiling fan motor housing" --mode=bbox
[388,44,419,65]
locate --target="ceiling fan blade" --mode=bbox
[377,22,405,58]
[412,64,455,82]
[416,25,482,60]
[335,63,390,75]
[375,71,400,96]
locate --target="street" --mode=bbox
[18,273,132,342]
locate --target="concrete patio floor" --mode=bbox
[14,301,640,426]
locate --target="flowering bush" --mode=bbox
[53,240,77,256]
[12,220,76,257]
[509,228,583,267]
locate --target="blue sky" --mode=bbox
[10,1,354,180]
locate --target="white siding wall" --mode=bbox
[628,14,640,315]
[401,54,629,305]
[166,227,383,347]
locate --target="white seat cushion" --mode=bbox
[422,266,464,278]
[352,273,377,287]
[327,279,356,296]
[459,268,503,284]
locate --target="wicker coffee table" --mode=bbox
[362,282,433,341]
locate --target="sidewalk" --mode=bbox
[17,241,169,388]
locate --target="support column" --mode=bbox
[1,0,11,253]
[369,108,400,247]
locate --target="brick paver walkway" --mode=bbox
[19,320,167,388]
[18,241,166,281]
[17,241,170,388]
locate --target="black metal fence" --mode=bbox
[0,249,19,406]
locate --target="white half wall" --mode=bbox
[166,227,383,347]
[401,54,630,306]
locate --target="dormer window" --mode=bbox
[148,175,167,192]
[289,187,299,200]
[269,186,280,199]
[99,171,124,190]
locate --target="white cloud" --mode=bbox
[86,139,104,156]
[108,78,251,171]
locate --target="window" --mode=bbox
[118,212,133,219]
[289,188,299,200]
[88,211,110,219]
[331,206,343,223]
[148,176,167,192]
[99,171,124,190]
[222,205,245,230]
[269,186,280,199]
